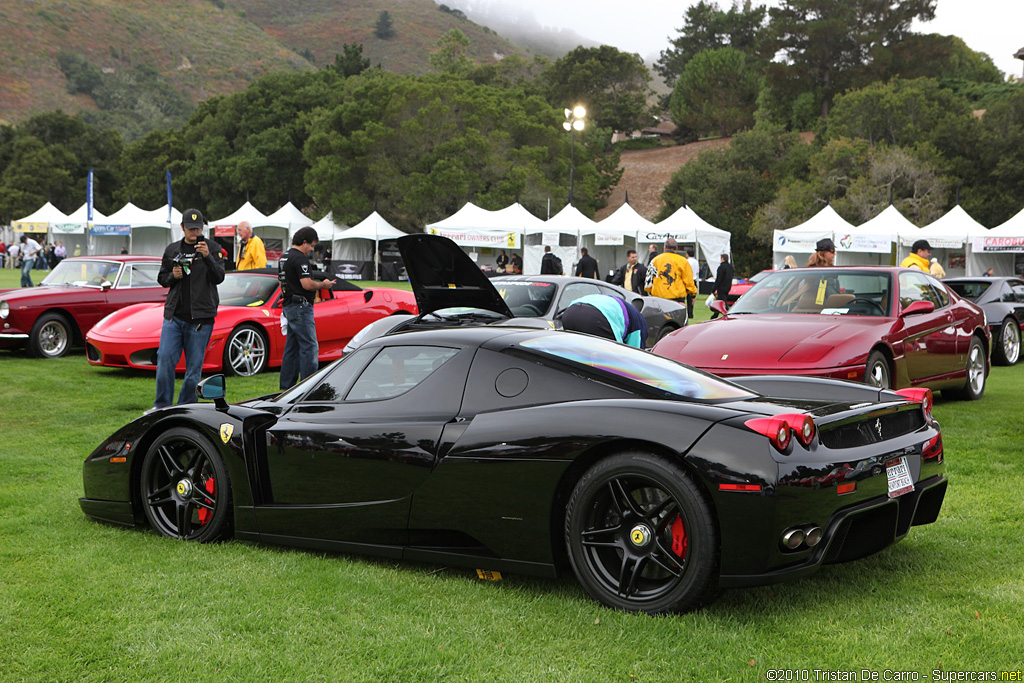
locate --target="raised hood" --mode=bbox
[397,234,513,317]
[657,315,889,369]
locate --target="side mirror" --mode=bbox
[196,374,228,411]
[709,299,728,317]
[899,300,935,317]
[100,280,113,291]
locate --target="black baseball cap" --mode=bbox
[911,239,932,252]
[816,238,835,252]
[182,209,205,229]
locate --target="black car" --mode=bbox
[80,325,945,614]
[945,276,1024,366]
[343,234,688,352]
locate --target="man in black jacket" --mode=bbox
[710,253,734,320]
[152,209,226,409]
[540,246,563,274]
[610,249,646,292]
[575,247,599,279]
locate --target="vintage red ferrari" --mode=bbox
[653,267,990,399]
[0,256,164,358]
[85,269,417,376]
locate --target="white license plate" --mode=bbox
[886,456,914,498]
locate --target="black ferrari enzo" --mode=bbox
[81,325,946,613]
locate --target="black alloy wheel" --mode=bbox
[565,452,718,614]
[655,323,678,343]
[139,427,232,542]
[29,312,73,358]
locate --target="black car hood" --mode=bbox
[397,234,514,317]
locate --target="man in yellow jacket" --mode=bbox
[236,221,267,270]
[644,238,696,304]
[900,239,931,271]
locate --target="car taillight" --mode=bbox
[744,413,816,453]
[894,387,933,421]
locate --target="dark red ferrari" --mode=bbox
[0,256,164,358]
[654,267,990,399]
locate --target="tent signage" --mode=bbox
[973,236,1024,253]
[89,224,131,236]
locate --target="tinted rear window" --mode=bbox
[946,280,990,301]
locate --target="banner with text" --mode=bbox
[426,227,519,249]
[973,235,1024,253]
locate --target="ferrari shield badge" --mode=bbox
[220,424,233,443]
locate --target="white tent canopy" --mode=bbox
[334,211,405,264]
[832,204,907,266]
[426,202,524,249]
[976,208,1024,276]
[901,205,989,276]
[523,204,587,275]
[14,202,70,229]
[654,206,732,269]
[772,205,855,268]
[582,203,653,278]
[314,211,349,244]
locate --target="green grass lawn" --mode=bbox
[1,267,1022,680]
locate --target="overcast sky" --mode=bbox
[501,0,1024,79]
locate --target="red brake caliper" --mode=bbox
[670,514,687,558]
[197,477,215,525]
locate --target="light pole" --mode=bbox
[563,105,586,205]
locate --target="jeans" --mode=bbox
[20,257,34,287]
[154,317,214,409]
[280,302,318,390]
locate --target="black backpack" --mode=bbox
[552,255,563,275]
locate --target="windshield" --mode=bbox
[520,334,755,401]
[946,280,989,301]
[218,273,280,307]
[42,260,121,287]
[494,280,556,317]
[729,270,893,317]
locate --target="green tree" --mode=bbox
[331,44,371,78]
[878,34,1004,84]
[658,126,811,272]
[115,128,191,209]
[543,45,653,132]
[767,0,937,118]
[962,89,1024,226]
[0,136,76,223]
[670,47,760,137]
[429,29,473,76]
[375,10,395,40]
[304,72,618,228]
[656,0,769,88]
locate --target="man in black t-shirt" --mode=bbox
[153,208,225,409]
[278,226,336,390]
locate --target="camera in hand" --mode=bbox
[172,251,197,275]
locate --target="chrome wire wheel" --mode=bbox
[30,313,72,358]
[225,325,267,376]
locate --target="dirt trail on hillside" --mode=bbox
[595,139,732,221]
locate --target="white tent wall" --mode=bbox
[131,227,173,256]
[577,235,636,280]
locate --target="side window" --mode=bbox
[596,283,625,301]
[558,282,602,310]
[1012,283,1024,303]
[346,346,459,401]
[899,272,939,309]
[929,280,950,308]
[128,263,160,288]
[303,347,376,402]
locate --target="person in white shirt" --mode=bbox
[19,235,42,287]
[685,248,700,318]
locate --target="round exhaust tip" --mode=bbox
[781,528,805,550]
[804,526,823,547]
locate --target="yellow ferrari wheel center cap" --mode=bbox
[630,524,651,547]
[176,479,193,497]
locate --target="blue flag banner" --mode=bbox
[166,169,173,224]
[87,168,94,222]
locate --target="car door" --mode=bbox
[898,271,956,381]
[103,262,164,318]
[256,344,473,546]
